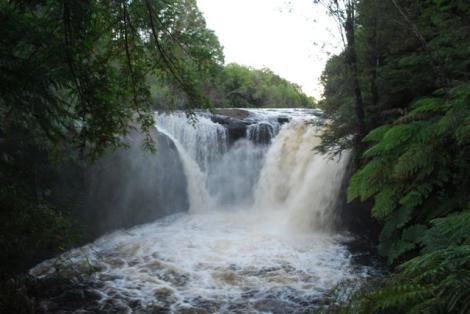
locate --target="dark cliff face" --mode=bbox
[54,129,189,238]
[209,109,289,144]
[333,157,381,243]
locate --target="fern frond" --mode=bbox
[455,123,470,145]
[399,190,425,209]
[413,122,436,143]
[401,224,427,244]
[410,97,447,113]
[372,188,398,220]
[348,158,387,201]
[421,210,470,252]
[382,124,417,150]
[393,145,432,180]
[362,142,387,158]
[363,125,393,142]
[357,246,470,313]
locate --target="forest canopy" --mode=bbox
[150,63,316,109]
[316,0,470,312]
[211,63,316,108]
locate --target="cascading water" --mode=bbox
[155,112,228,172]
[156,111,273,209]
[31,109,374,313]
[156,127,215,213]
[254,121,350,232]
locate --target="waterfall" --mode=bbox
[254,120,350,231]
[247,120,281,144]
[155,112,228,171]
[156,110,349,230]
[31,109,373,314]
[156,127,214,213]
[156,111,270,209]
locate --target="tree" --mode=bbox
[318,0,470,311]
[315,0,366,151]
[0,0,223,277]
[215,63,315,108]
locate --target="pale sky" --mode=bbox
[197,0,342,99]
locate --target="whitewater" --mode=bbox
[31,109,374,313]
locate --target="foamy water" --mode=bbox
[32,211,368,313]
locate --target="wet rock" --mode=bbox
[108,258,126,267]
[100,298,133,313]
[211,270,239,285]
[253,299,293,314]
[128,258,140,267]
[214,108,250,119]
[60,288,101,303]
[248,122,276,144]
[176,307,210,314]
[210,114,250,143]
[153,287,177,304]
[146,260,163,271]
[157,269,190,287]
[99,273,123,282]
[137,304,169,314]
[333,160,381,244]
[277,116,290,124]
[38,300,59,313]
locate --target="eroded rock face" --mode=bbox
[87,130,189,235]
[55,129,189,238]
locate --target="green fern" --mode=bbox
[346,244,470,314]
[363,125,393,142]
[392,145,432,180]
[348,158,388,202]
[420,210,470,252]
[381,124,417,150]
[410,97,447,113]
[348,84,470,263]
[372,188,398,220]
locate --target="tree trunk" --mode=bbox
[344,1,367,148]
[369,0,379,124]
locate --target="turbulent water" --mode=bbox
[31,109,374,313]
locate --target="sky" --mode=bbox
[196,0,343,99]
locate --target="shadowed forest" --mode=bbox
[0,0,469,313]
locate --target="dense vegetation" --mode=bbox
[317,0,470,312]
[152,62,316,109]
[210,63,315,108]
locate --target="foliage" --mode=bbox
[0,0,223,158]
[319,0,470,312]
[211,63,316,108]
[0,0,223,278]
[318,0,470,154]
[317,209,470,314]
[348,84,470,263]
